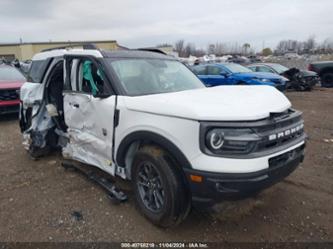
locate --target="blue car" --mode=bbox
[192,63,288,91]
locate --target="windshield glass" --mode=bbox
[269,64,289,74]
[107,59,205,96]
[0,66,25,82]
[223,63,252,73]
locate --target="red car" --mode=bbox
[0,64,26,114]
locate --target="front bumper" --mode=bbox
[0,100,20,114]
[275,84,286,91]
[184,143,305,207]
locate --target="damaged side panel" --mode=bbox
[20,57,116,176]
[20,84,54,152]
[20,59,62,155]
[62,92,116,175]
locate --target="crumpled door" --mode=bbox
[62,56,115,174]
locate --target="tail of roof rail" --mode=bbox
[136,48,167,55]
[41,43,99,52]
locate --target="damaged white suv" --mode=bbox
[20,46,306,227]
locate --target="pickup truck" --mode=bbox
[308,61,333,87]
[19,46,306,227]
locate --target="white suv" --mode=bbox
[19,45,306,227]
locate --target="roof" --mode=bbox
[193,62,236,67]
[248,63,278,66]
[32,49,104,60]
[32,48,177,61]
[0,40,117,47]
[102,50,176,60]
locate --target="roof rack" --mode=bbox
[41,43,99,52]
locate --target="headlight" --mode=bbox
[205,128,260,155]
[257,78,270,82]
[207,130,225,149]
[281,76,289,82]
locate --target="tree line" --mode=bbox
[163,36,333,57]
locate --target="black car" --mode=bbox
[308,61,333,87]
[248,63,320,91]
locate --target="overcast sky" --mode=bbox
[0,0,332,51]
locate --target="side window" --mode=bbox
[76,59,108,95]
[257,66,274,73]
[248,66,257,72]
[27,59,50,83]
[193,65,207,75]
[207,66,221,75]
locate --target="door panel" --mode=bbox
[63,56,115,174]
[206,66,227,86]
[206,75,226,86]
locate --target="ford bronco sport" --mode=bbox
[19,45,306,227]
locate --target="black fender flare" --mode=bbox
[115,131,193,169]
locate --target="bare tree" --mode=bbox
[214,42,225,56]
[242,43,251,55]
[175,39,185,57]
[305,35,316,52]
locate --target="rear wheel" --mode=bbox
[131,145,191,227]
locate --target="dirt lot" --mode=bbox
[0,88,332,242]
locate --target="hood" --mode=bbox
[282,68,318,79]
[0,81,24,90]
[299,70,318,77]
[123,85,291,121]
[233,72,283,79]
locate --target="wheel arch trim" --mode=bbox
[115,130,193,169]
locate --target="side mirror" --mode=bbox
[220,72,229,77]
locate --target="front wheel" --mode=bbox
[131,145,191,227]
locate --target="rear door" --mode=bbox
[257,65,275,74]
[192,65,209,85]
[63,55,116,174]
[206,65,228,86]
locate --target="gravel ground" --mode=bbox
[0,87,332,242]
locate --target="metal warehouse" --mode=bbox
[0,40,119,61]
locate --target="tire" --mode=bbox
[131,145,191,227]
[321,72,333,87]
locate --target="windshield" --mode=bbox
[223,63,252,73]
[0,66,26,82]
[107,59,205,96]
[269,64,289,74]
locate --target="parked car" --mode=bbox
[12,59,32,76]
[248,63,319,91]
[20,46,306,227]
[192,63,288,91]
[226,55,250,64]
[308,61,333,87]
[0,64,26,114]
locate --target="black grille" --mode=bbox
[304,76,319,86]
[255,113,304,153]
[199,109,305,158]
[0,89,19,101]
[0,104,20,114]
